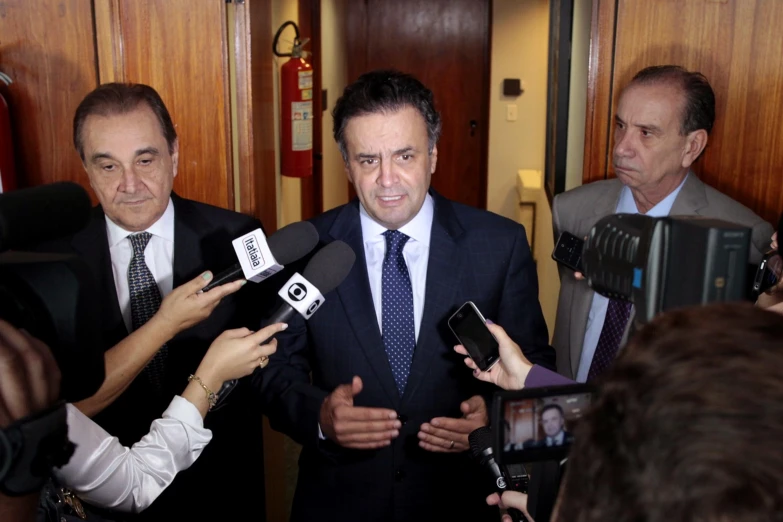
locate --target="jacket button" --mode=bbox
[398,414,408,425]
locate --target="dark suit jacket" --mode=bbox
[42,194,273,521]
[254,191,554,522]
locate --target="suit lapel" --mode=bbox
[71,207,129,345]
[171,195,205,288]
[400,193,464,408]
[330,202,401,407]
[670,173,708,216]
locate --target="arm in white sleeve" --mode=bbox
[53,396,212,513]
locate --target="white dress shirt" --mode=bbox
[106,199,176,332]
[54,397,212,513]
[546,430,565,447]
[575,175,688,382]
[360,193,434,340]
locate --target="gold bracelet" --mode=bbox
[188,374,218,410]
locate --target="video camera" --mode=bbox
[0,182,105,496]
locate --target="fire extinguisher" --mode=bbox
[0,72,17,193]
[274,21,313,178]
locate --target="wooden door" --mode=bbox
[0,0,98,191]
[345,0,491,209]
[584,0,783,224]
[95,0,234,210]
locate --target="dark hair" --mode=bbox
[557,303,783,522]
[629,65,715,135]
[331,69,441,162]
[73,83,177,161]
[540,404,564,418]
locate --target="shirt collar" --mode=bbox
[105,198,175,248]
[359,193,434,246]
[616,172,689,217]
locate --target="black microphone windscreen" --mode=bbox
[0,182,92,253]
[302,240,356,293]
[267,221,319,264]
[469,426,494,459]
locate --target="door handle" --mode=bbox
[469,119,478,137]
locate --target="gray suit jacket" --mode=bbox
[551,174,773,379]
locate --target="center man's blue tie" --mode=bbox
[381,230,416,395]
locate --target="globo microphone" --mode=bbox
[469,427,525,522]
[213,240,356,404]
[261,239,356,327]
[201,221,319,291]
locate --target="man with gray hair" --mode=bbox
[552,65,773,382]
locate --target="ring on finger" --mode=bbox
[258,356,269,369]
[449,440,455,450]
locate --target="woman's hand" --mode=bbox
[153,272,246,340]
[195,323,286,390]
[486,491,534,522]
[454,322,532,391]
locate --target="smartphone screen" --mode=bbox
[552,232,585,272]
[448,302,499,371]
[493,384,594,465]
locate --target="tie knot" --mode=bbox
[383,229,410,255]
[128,232,153,257]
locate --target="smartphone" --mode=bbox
[447,301,500,372]
[492,384,594,465]
[552,232,585,272]
[752,250,782,296]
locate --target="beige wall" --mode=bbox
[272,0,302,229]
[487,0,550,222]
[565,0,592,191]
[489,0,561,338]
[321,0,349,211]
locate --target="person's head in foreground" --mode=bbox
[557,302,783,522]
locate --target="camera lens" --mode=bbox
[457,313,463,319]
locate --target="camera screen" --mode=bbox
[495,386,593,464]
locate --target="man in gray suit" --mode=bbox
[552,65,773,381]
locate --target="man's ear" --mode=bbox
[682,129,708,168]
[171,139,180,178]
[430,144,438,174]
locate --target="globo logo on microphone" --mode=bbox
[279,273,325,319]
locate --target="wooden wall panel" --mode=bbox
[0,0,97,193]
[98,0,234,210]
[584,0,783,224]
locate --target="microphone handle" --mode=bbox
[201,263,243,292]
[214,303,300,407]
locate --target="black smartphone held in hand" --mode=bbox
[448,301,500,372]
[552,231,585,272]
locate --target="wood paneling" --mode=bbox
[0,0,97,192]
[97,0,234,210]
[584,0,783,224]
[234,0,278,232]
[344,0,491,209]
[298,0,323,221]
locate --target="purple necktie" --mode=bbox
[587,298,632,382]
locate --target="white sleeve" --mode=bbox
[53,396,212,513]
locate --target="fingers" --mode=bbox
[486,493,501,507]
[417,438,464,453]
[453,345,468,356]
[216,327,253,340]
[333,417,401,435]
[252,338,278,358]
[200,278,246,302]
[485,322,511,344]
[341,440,393,450]
[351,375,363,396]
[244,322,288,345]
[461,395,486,415]
[334,404,399,422]
[574,271,585,281]
[0,321,34,424]
[500,491,532,521]
[19,330,60,409]
[185,271,215,294]
[332,425,399,443]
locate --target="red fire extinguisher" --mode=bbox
[0,72,17,193]
[274,21,313,178]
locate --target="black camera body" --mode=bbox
[0,183,105,496]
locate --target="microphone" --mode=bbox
[469,426,526,522]
[212,239,356,406]
[201,221,319,291]
[0,182,92,252]
[261,239,356,327]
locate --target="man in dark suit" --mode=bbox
[255,70,554,521]
[43,83,270,521]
